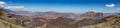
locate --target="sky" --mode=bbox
[0,0,120,13]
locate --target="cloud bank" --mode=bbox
[5,6,24,10]
[0,2,6,7]
[106,4,115,8]
[0,1,24,10]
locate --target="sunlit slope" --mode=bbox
[0,9,27,28]
[79,15,120,28]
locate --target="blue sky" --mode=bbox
[0,0,120,13]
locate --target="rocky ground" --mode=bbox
[0,8,120,28]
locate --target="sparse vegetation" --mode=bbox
[0,8,120,28]
[78,15,120,28]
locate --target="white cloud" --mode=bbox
[0,1,24,11]
[0,2,6,7]
[106,4,115,8]
[5,6,24,10]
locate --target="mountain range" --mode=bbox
[0,8,120,28]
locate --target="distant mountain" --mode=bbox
[34,11,81,19]
[10,10,116,20]
[9,11,120,28]
[82,11,109,17]
[8,10,35,16]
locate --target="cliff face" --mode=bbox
[79,15,120,28]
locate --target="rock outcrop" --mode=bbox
[78,15,120,28]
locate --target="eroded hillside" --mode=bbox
[0,9,27,28]
[79,15,120,28]
[0,8,120,28]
